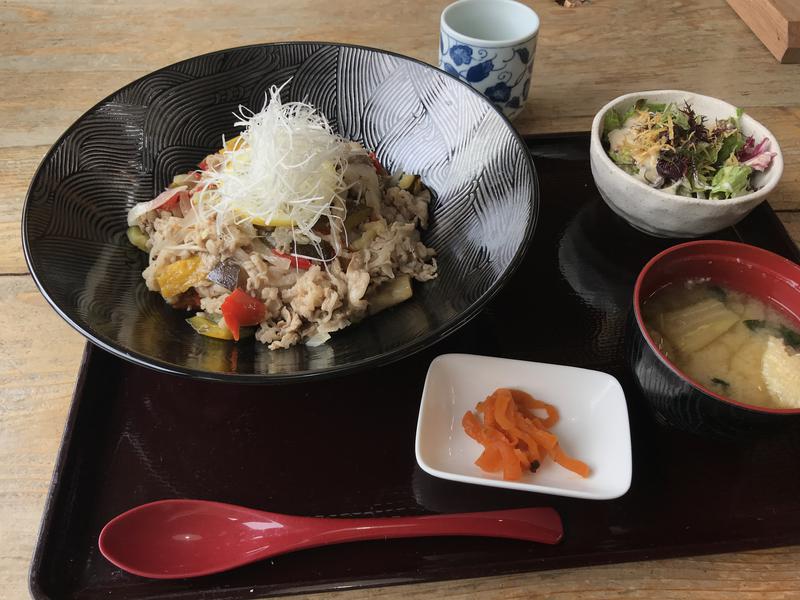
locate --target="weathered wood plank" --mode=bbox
[3,1,800,599]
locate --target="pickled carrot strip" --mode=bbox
[462,387,590,481]
[510,388,560,428]
[475,445,503,472]
[552,444,591,478]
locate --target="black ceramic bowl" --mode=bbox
[627,240,800,436]
[22,43,538,382]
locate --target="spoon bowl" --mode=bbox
[99,499,563,579]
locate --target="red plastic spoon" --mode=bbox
[99,499,563,579]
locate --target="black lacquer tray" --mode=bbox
[30,134,800,600]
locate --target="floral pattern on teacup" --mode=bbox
[439,31,536,119]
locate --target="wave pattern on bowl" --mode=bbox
[23,43,537,381]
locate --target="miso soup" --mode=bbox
[642,280,800,409]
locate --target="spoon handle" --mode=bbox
[302,507,562,547]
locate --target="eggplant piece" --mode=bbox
[368,275,413,315]
[173,288,201,310]
[207,259,246,291]
[313,215,331,235]
[294,241,336,262]
[343,205,371,231]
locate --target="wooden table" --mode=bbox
[2,1,800,598]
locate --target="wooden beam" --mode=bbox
[727,0,800,63]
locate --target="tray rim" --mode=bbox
[29,343,93,600]
[27,131,800,600]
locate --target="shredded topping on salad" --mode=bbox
[603,99,776,199]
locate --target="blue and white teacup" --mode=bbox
[440,0,539,120]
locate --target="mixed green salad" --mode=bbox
[602,99,776,199]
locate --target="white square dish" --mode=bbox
[415,354,632,500]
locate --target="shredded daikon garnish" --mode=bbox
[198,82,349,247]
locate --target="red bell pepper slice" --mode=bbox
[273,250,313,270]
[221,288,266,341]
[198,159,208,170]
[368,151,384,175]
[134,186,185,217]
[160,190,182,211]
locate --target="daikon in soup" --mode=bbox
[642,280,800,409]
